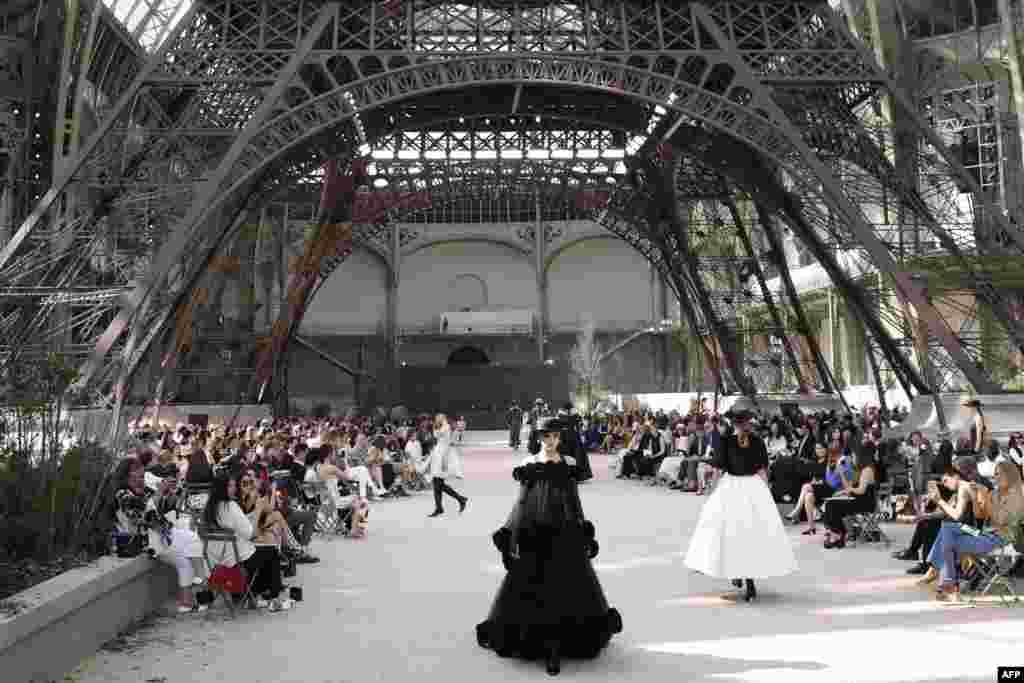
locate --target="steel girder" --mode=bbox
[2,0,1020,411]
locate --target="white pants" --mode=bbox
[345,465,382,498]
[153,528,204,588]
[698,462,715,489]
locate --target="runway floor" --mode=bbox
[69,431,1024,683]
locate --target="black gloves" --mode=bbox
[579,520,597,558]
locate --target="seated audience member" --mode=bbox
[112,457,149,553]
[366,442,388,493]
[766,420,790,458]
[315,446,383,501]
[821,448,880,549]
[203,475,289,609]
[793,422,816,462]
[144,477,207,612]
[926,462,1024,601]
[236,468,305,555]
[617,418,663,479]
[785,442,854,534]
[1006,433,1024,474]
[670,421,703,491]
[656,428,685,485]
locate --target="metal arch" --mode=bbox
[9,0,1015,408]
[400,235,533,261]
[229,53,827,205]
[85,43,917,400]
[542,232,627,277]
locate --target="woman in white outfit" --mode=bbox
[314,446,382,500]
[685,410,797,602]
[766,421,790,459]
[428,413,469,517]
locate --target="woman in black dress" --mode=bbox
[477,417,622,676]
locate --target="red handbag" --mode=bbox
[208,564,247,594]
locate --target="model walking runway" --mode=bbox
[684,409,798,601]
[476,417,622,675]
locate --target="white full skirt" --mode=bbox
[684,473,797,579]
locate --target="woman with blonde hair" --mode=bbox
[928,461,1024,602]
[427,413,468,517]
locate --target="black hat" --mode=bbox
[537,417,564,434]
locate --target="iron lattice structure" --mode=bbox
[1,0,1022,432]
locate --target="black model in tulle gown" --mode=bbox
[476,454,622,672]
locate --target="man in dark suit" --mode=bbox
[507,401,524,450]
[618,417,664,479]
[671,421,703,490]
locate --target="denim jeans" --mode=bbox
[926,521,1006,587]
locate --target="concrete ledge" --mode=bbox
[0,555,177,683]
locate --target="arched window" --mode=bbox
[447,346,490,366]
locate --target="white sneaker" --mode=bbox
[255,598,270,609]
[269,598,293,612]
[177,605,193,614]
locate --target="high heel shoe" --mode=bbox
[824,534,846,549]
[916,566,938,585]
[545,643,561,676]
[744,579,757,602]
[801,527,817,536]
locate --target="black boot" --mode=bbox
[429,478,444,516]
[545,641,561,676]
[744,579,757,602]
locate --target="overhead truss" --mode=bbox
[0,0,1021,425]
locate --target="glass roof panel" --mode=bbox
[101,0,191,51]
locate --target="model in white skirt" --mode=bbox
[684,410,797,601]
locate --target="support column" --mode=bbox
[754,203,840,395]
[535,189,547,363]
[728,199,810,394]
[657,273,671,390]
[998,0,1024,197]
[388,223,400,366]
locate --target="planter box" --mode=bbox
[0,556,177,683]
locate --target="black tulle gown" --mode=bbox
[476,457,622,661]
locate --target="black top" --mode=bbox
[712,433,769,476]
[185,462,213,484]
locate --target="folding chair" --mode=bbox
[303,479,355,536]
[967,544,1021,606]
[845,483,893,548]
[196,524,259,616]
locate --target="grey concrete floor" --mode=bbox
[69,431,1024,683]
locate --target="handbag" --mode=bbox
[208,564,247,594]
